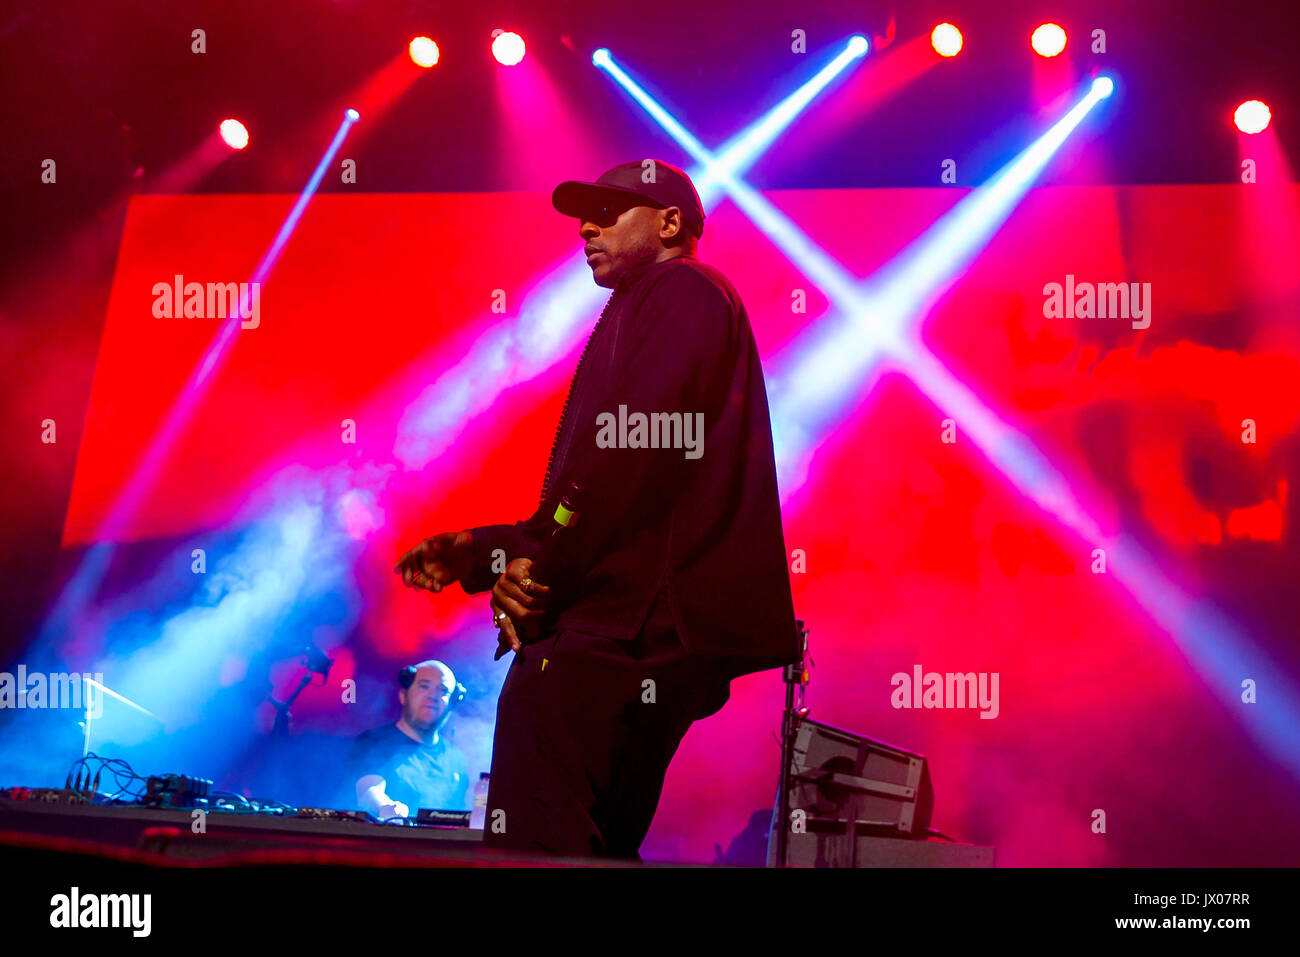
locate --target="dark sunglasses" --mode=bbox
[581,196,665,228]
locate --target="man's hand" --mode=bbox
[394,531,474,593]
[490,557,553,658]
[356,775,408,822]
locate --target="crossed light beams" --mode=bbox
[600,55,1300,777]
[598,48,1110,509]
[597,49,1111,548]
[394,37,870,468]
[41,112,361,647]
[763,78,1114,535]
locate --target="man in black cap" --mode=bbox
[394,159,798,859]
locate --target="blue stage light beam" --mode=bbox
[40,112,362,646]
[859,76,1115,351]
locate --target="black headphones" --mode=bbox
[398,665,467,709]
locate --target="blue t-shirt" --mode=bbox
[348,724,470,812]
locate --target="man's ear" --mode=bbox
[399,688,408,708]
[660,205,684,239]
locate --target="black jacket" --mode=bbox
[459,255,798,679]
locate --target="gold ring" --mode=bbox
[520,577,533,593]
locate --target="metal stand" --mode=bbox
[267,643,334,737]
[773,618,809,868]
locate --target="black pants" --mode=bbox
[482,588,730,859]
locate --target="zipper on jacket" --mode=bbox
[538,291,617,505]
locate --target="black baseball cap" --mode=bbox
[552,159,705,239]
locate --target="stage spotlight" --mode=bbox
[345,108,360,121]
[492,31,526,65]
[1092,76,1114,98]
[847,34,869,56]
[409,36,439,68]
[219,119,249,150]
[1234,99,1272,134]
[1031,23,1067,58]
[592,47,611,67]
[931,23,963,57]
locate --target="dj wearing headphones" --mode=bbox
[347,659,470,820]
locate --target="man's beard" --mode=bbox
[407,709,441,733]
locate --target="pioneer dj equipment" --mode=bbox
[416,808,472,827]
